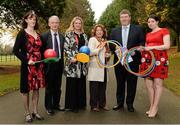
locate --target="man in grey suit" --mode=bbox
[110,9,145,112]
[41,16,65,115]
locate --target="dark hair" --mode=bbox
[119,9,131,16]
[147,14,160,22]
[91,24,108,39]
[22,10,39,30]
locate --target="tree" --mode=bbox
[137,0,180,52]
[98,0,142,34]
[98,0,123,34]
[0,0,65,28]
[59,0,95,36]
[156,0,180,51]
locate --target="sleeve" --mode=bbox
[64,33,74,61]
[88,38,100,56]
[83,33,89,46]
[40,34,47,60]
[162,28,169,36]
[13,30,28,64]
[108,29,116,53]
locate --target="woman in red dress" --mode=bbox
[142,14,170,118]
[13,10,45,122]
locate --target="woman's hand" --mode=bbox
[97,42,106,49]
[70,57,77,63]
[145,46,154,51]
[105,52,111,58]
[28,60,35,65]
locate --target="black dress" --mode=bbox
[65,33,87,111]
[13,30,45,93]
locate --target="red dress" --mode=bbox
[26,33,45,90]
[140,28,169,79]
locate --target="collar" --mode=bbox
[50,30,59,36]
[122,24,130,29]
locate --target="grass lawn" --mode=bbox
[0,72,20,96]
[164,48,180,96]
[0,60,20,96]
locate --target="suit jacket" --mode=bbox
[109,24,145,67]
[41,31,65,74]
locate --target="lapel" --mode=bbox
[117,27,123,46]
[127,24,133,48]
[58,33,63,52]
[47,31,53,49]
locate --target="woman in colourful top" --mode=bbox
[13,10,45,122]
[64,16,88,112]
[141,14,170,118]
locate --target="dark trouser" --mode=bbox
[45,62,63,110]
[115,63,138,106]
[65,75,86,110]
[89,81,107,108]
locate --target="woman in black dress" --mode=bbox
[13,10,45,122]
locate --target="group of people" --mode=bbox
[13,9,170,123]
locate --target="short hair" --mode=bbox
[147,14,161,22]
[91,24,108,39]
[119,9,131,16]
[22,10,38,30]
[48,15,60,23]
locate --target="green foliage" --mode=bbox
[164,51,180,95]
[0,0,65,28]
[156,0,180,51]
[59,0,95,37]
[98,0,143,34]
[98,0,121,34]
[140,0,180,51]
[99,0,180,51]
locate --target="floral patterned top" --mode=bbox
[64,31,88,78]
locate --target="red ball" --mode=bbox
[44,49,57,59]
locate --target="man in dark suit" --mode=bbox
[41,16,65,115]
[110,9,145,112]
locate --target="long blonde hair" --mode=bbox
[66,16,84,33]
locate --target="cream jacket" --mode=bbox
[87,37,108,82]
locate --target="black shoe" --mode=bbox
[127,106,135,112]
[54,107,65,111]
[113,104,124,110]
[46,109,54,115]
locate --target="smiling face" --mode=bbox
[120,13,131,26]
[48,16,60,32]
[147,18,159,30]
[25,15,36,28]
[73,19,82,31]
[95,26,104,38]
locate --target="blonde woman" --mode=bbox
[88,24,110,112]
[64,16,88,112]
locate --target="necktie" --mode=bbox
[54,33,59,57]
[122,26,128,48]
